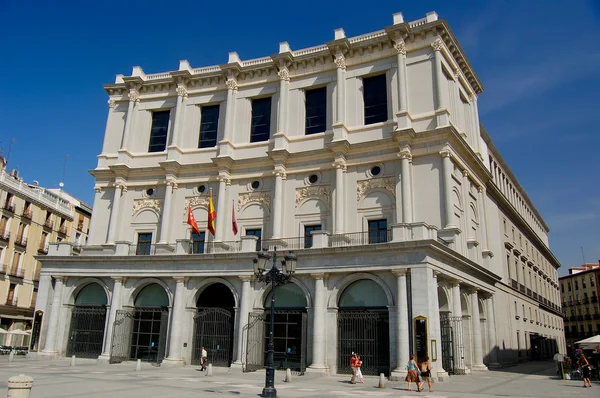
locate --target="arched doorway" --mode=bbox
[67,283,107,358]
[337,279,390,376]
[192,283,235,367]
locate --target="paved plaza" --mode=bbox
[0,357,597,397]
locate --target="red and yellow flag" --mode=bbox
[187,206,200,235]
[208,191,216,236]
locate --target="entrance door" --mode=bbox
[245,312,265,372]
[129,307,169,363]
[67,283,108,359]
[110,309,134,364]
[440,314,465,375]
[192,308,233,366]
[266,310,307,372]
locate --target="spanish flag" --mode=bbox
[208,190,216,236]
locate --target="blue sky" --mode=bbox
[1,1,598,273]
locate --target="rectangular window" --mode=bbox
[246,229,262,252]
[148,110,170,152]
[305,87,327,135]
[575,281,579,290]
[136,233,152,255]
[250,97,272,143]
[191,231,206,254]
[198,105,220,148]
[591,277,595,288]
[368,219,388,244]
[583,279,587,289]
[6,283,16,305]
[304,225,322,249]
[363,74,388,125]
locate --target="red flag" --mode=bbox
[232,201,238,236]
[207,191,216,236]
[187,206,200,235]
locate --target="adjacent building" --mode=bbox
[0,156,91,348]
[34,11,564,378]
[560,263,600,350]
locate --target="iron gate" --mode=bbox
[67,306,107,358]
[110,308,169,364]
[337,310,390,376]
[440,314,465,375]
[110,309,134,364]
[192,308,233,367]
[244,311,265,372]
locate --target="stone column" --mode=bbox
[234,276,252,366]
[440,149,455,229]
[334,53,346,124]
[469,289,487,371]
[87,186,103,245]
[485,295,499,367]
[477,187,492,259]
[107,183,126,244]
[450,280,465,371]
[41,276,64,355]
[164,277,186,366]
[431,38,449,127]
[395,40,408,114]
[334,162,346,234]
[121,91,139,150]
[307,274,328,372]
[399,146,413,223]
[99,277,123,361]
[391,270,409,379]
[271,171,285,239]
[171,86,188,147]
[214,177,228,242]
[431,271,447,378]
[158,181,177,244]
[223,78,238,142]
[277,68,289,134]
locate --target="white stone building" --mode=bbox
[33,11,565,379]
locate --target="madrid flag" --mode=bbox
[232,201,239,235]
[187,206,201,235]
[208,191,216,236]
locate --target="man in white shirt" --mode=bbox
[201,346,208,371]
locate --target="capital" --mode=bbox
[277,67,290,81]
[166,180,179,190]
[311,273,327,280]
[108,99,116,108]
[462,169,469,178]
[112,276,127,284]
[332,161,347,172]
[94,186,102,193]
[176,85,188,98]
[453,70,460,80]
[398,145,412,160]
[333,53,346,70]
[226,78,238,91]
[273,170,287,180]
[439,149,451,158]
[477,186,484,194]
[128,91,140,103]
[173,276,189,284]
[392,269,408,277]
[433,270,441,278]
[239,275,255,282]
[218,176,231,185]
[53,275,66,282]
[431,38,444,52]
[393,40,406,55]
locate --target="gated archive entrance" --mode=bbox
[110,283,169,364]
[67,283,107,359]
[192,283,235,367]
[440,313,465,375]
[337,279,390,376]
[245,282,307,373]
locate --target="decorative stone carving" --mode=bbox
[356,177,396,201]
[107,99,116,108]
[94,186,102,193]
[185,195,209,210]
[176,86,188,98]
[226,78,238,91]
[393,40,406,55]
[277,68,290,81]
[132,198,162,215]
[238,191,271,211]
[398,145,412,160]
[334,54,346,69]
[128,91,140,103]
[431,38,444,52]
[295,185,331,207]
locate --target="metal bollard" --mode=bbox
[135,359,141,372]
[70,355,76,367]
[8,350,14,363]
[7,374,34,398]
[206,363,212,376]
[284,368,292,383]
[378,373,386,388]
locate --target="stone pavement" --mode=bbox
[0,357,598,398]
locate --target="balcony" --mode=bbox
[14,234,27,248]
[22,209,32,221]
[37,244,48,255]
[583,297,590,304]
[3,203,15,213]
[593,314,600,320]
[5,298,16,306]
[76,222,84,232]
[72,244,82,253]
[8,266,24,278]
[43,219,54,230]
[527,288,532,297]
[0,231,9,243]
[569,315,576,321]
[510,279,518,289]
[584,314,592,320]
[58,224,68,236]
[0,264,7,275]
[533,292,538,300]
[591,296,598,303]
[577,315,584,321]
[519,284,526,294]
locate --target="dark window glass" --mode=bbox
[199,105,220,148]
[305,87,327,135]
[308,174,318,184]
[251,181,260,190]
[250,97,272,143]
[198,185,206,194]
[363,74,388,125]
[304,225,322,248]
[136,233,152,255]
[148,111,170,153]
[146,188,154,196]
[368,219,388,244]
[191,231,205,254]
[371,166,381,176]
[246,229,262,252]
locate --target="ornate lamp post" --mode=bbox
[253,246,297,398]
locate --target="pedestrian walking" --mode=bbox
[350,352,357,384]
[579,353,592,388]
[405,354,420,392]
[200,346,208,371]
[418,356,433,392]
[355,355,364,383]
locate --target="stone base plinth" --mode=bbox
[390,369,407,381]
[305,365,329,375]
[161,358,186,367]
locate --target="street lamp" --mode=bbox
[253,246,297,398]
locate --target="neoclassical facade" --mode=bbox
[33,11,565,379]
